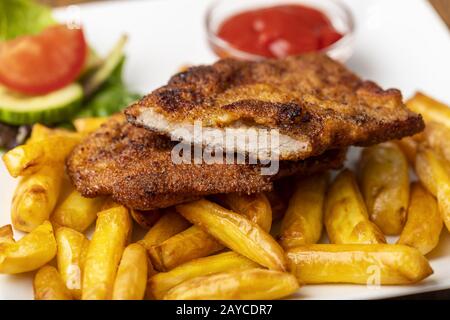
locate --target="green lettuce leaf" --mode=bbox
[0,0,55,41]
[76,59,141,118]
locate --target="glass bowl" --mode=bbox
[205,0,355,62]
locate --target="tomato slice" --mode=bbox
[0,25,87,95]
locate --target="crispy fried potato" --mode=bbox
[0,221,56,274]
[280,173,328,249]
[34,266,73,300]
[325,170,386,244]
[221,193,272,231]
[423,122,450,163]
[139,208,190,250]
[358,143,409,235]
[11,164,64,232]
[73,117,108,134]
[82,206,131,300]
[265,190,287,222]
[397,183,443,255]
[0,225,14,245]
[176,199,287,271]
[163,268,299,300]
[286,244,433,285]
[112,243,148,300]
[407,92,450,128]
[2,135,81,178]
[52,189,105,232]
[130,209,162,230]
[148,225,224,271]
[415,147,450,232]
[56,227,90,299]
[28,124,76,142]
[395,137,418,165]
[148,251,259,299]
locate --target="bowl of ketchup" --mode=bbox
[206,0,354,62]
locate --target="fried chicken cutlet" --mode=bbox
[126,53,424,161]
[67,114,345,210]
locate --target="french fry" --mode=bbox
[163,268,299,300]
[139,208,190,250]
[406,92,450,128]
[324,170,386,244]
[29,123,76,142]
[52,189,105,232]
[130,209,162,230]
[395,137,418,165]
[56,227,90,299]
[265,190,287,222]
[415,147,450,232]
[82,206,131,300]
[176,199,287,271]
[34,266,73,300]
[280,173,328,249]
[2,134,81,178]
[397,183,443,255]
[148,225,224,271]
[423,122,450,164]
[0,221,56,274]
[0,225,14,245]
[73,117,108,134]
[286,244,433,285]
[148,251,259,299]
[11,164,64,232]
[358,143,409,235]
[220,193,272,231]
[112,243,148,300]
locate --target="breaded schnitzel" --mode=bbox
[67,114,345,210]
[126,54,424,161]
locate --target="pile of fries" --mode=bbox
[0,92,449,300]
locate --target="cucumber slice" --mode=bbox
[0,83,83,125]
[83,34,127,97]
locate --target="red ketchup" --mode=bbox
[216,4,343,58]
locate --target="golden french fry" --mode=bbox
[148,251,259,299]
[164,268,299,300]
[265,190,287,222]
[11,164,64,232]
[56,227,90,299]
[0,221,56,274]
[112,243,148,300]
[397,183,443,255]
[82,206,131,300]
[221,193,272,231]
[34,266,73,300]
[406,92,450,128]
[280,173,328,249]
[29,124,76,142]
[176,199,287,271]
[0,225,14,245]
[286,244,433,285]
[358,143,409,235]
[73,117,108,134]
[139,208,190,250]
[148,225,224,271]
[130,209,162,230]
[2,134,81,178]
[52,189,105,232]
[415,147,450,232]
[423,122,450,163]
[325,170,386,244]
[395,137,418,165]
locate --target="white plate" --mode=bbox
[1,0,449,300]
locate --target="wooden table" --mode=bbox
[38,0,450,300]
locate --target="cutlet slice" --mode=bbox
[126,53,424,161]
[67,114,345,210]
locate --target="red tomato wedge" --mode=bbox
[0,25,87,95]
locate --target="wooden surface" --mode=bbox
[37,0,450,301]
